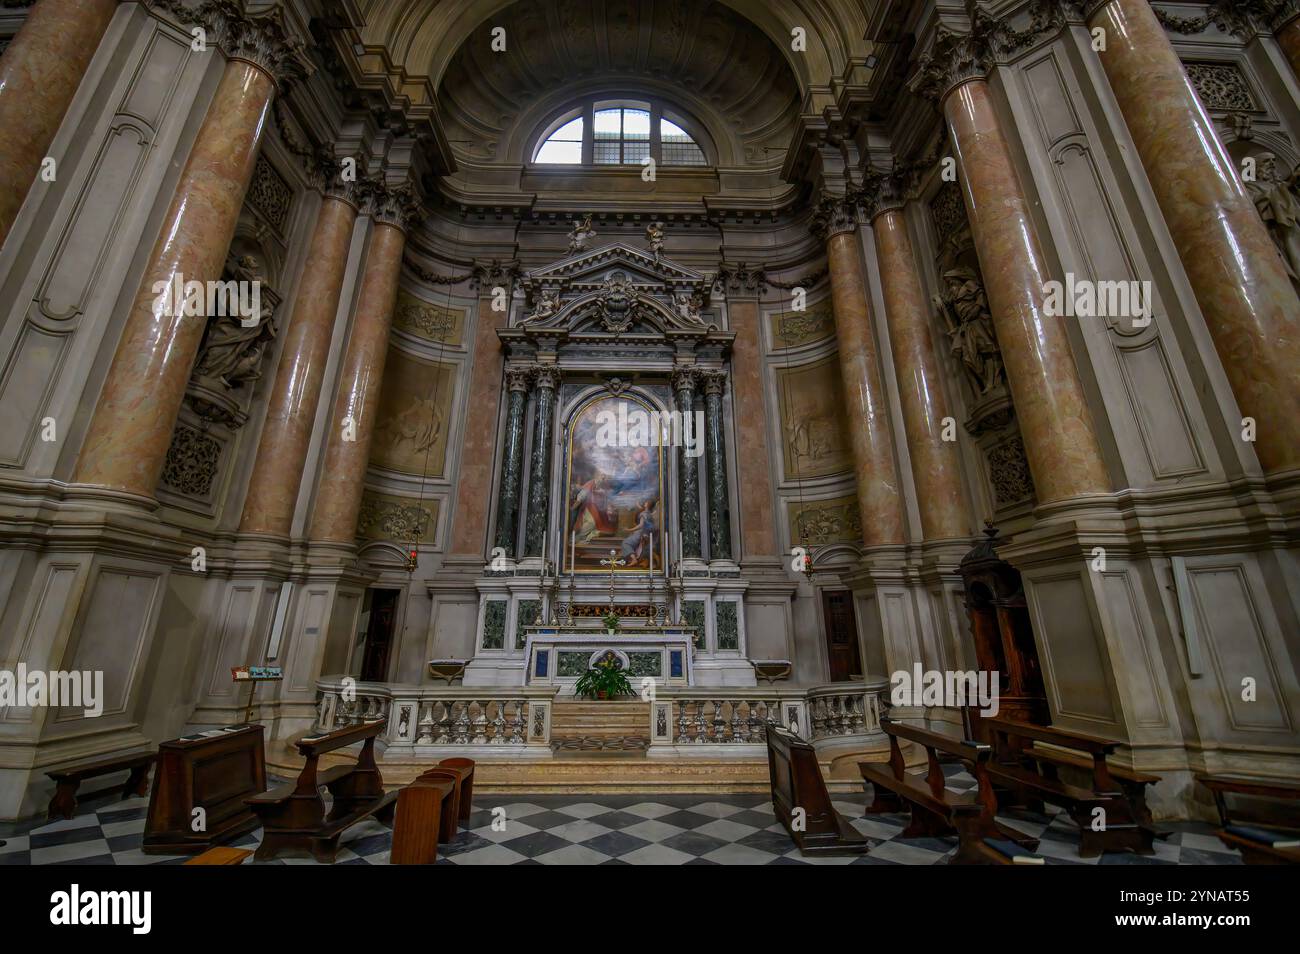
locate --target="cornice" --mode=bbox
[152,0,312,93]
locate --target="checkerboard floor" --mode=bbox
[0,765,1244,865]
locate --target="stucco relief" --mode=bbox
[370,346,457,476]
[392,289,464,345]
[775,354,853,479]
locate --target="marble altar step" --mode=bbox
[550,699,652,742]
[264,739,889,794]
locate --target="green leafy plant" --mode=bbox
[573,657,634,700]
[602,611,621,631]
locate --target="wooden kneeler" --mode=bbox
[413,767,470,842]
[437,757,476,821]
[391,779,457,865]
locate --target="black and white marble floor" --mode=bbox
[0,766,1243,866]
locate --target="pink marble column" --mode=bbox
[943,79,1110,503]
[74,10,302,496]
[449,266,511,556]
[74,59,278,494]
[1088,0,1300,473]
[0,0,118,248]
[872,202,971,540]
[819,199,906,547]
[724,293,778,558]
[308,212,409,544]
[240,189,359,536]
[1271,11,1300,84]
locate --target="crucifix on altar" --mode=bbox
[599,549,626,610]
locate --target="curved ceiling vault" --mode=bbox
[435,0,803,169]
[354,0,869,99]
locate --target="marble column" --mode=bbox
[493,367,532,555]
[815,195,905,547]
[1086,0,1300,473]
[449,263,514,556]
[870,193,971,541]
[308,189,415,544]
[917,46,1110,503]
[240,183,360,536]
[1258,3,1300,81]
[672,367,703,559]
[523,365,560,558]
[700,370,732,561]
[73,10,303,496]
[721,283,778,559]
[0,0,119,247]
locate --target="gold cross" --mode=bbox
[599,549,626,610]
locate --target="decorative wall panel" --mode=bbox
[775,354,852,479]
[393,290,465,345]
[356,490,439,543]
[370,347,457,477]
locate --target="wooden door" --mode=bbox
[360,589,400,682]
[821,590,862,683]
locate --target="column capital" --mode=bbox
[715,261,767,298]
[158,0,312,92]
[365,179,423,232]
[861,169,910,221]
[698,369,728,397]
[910,5,1065,104]
[809,189,858,240]
[530,363,562,391]
[471,258,522,290]
[671,366,699,394]
[504,366,533,393]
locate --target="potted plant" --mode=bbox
[602,611,621,635]
[573,657,634,700]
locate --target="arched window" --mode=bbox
[532,99,709,167]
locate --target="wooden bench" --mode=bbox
[245,719,397,863]
[1197,775,1300,865]
[766,722,869,855]
[390,779,457,865]
[985,717,1154,857]
[859,717,1040,865]
[47,751,155,820]
[437,757,475,821]
[1022,743,1165,834]
[183,846,253,865]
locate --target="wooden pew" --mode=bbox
[411,767,469,842]
[183,846,253,865]
[47,751,155,820]
[1022,743,1165,835]
[245,719,396,862]
[766,723,870,855]
[984,717,1154,857]
[859,717,1040,864]
[390,779,457,865]
[1197,775,1300,865]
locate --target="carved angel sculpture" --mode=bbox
[568,214,597,254]
[934,267,1004,397]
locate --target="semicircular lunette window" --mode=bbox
[533,102,708,166]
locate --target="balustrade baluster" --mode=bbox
[471,701,489,744]
[693,701,708,743]
[491,701,508,743]
[509,700,525,744]
[676,701,690,744]
[453,701,471,744]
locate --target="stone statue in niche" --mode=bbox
[645,221,665,262]
[567,213,597,255]
[934,267,1004,397]
[192,255,276,391]
[524,288,561,324]
[1243,151,1300,294]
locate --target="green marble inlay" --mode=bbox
[482,600,507,650]
[683,601,706,650]
[516,599,541,647]
[558,651,591,677]
[716,601,739,651]
[626,652,662,677]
